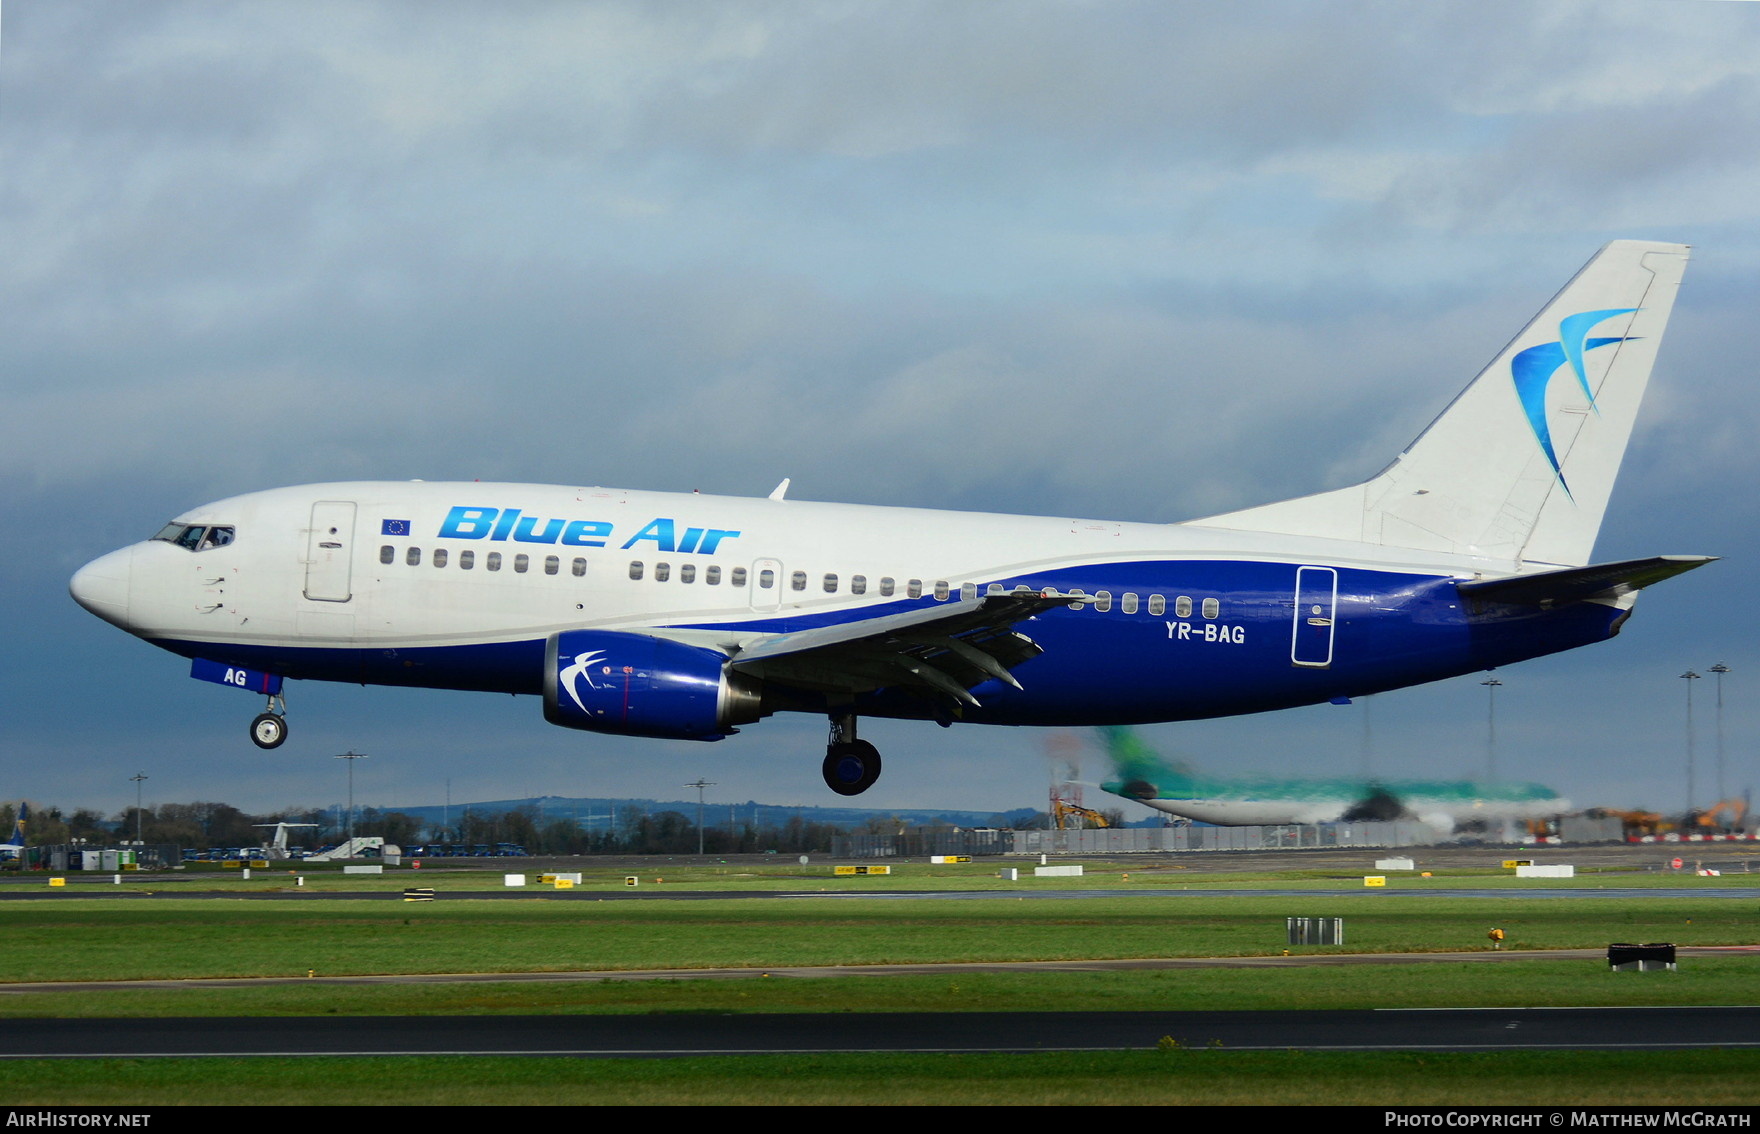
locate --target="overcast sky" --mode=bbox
[4,0,1758,822]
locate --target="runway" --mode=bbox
[7,1007,1759,1058]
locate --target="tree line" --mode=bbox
[2,799,988,856]
[4,800,332,850]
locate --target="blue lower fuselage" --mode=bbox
[154,559,1625,728]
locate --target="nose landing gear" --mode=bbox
[249,692,288,750]
[250,713,287,748]
[822,712,881,796]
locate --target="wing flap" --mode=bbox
[730,593,1075,708]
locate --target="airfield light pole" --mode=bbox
[335,752,368,843]
[1709,663,1731,803]
[686,779,716,856]
[1480,677,1503,782]
[129,772,148,842]
[1680,672,1701,819]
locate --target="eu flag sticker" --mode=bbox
[381,519,410,536]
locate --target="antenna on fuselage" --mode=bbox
[768,478,791,501]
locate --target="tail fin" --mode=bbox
[0,802,25,851]
[1097,725,1198,801]
[1194,241,1690,567]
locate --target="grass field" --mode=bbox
[2,860,1755,1105]
[2,1051,1756,1106]
[1,890,1750,982]
[4,958,1758,1019]
[28,856,1760,892]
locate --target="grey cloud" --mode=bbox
[7,0,1756,816]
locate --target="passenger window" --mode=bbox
[934,581,949,601]
[791,571,807,591]
[514,554,529,574]
[851,575,867,595]
[1094,590,1112,612]
[1067,589,1087,610]
[734,567,750,587]
[629,561,643,580]
[986,583,1004,596]
[706,565,721,585]
[1121,593,1139,614]
[380,545,394,565]
[907,579,923,598]
[572,558,586,577]
[680,564,696,583]
[1152,595,1168,616]
[655,562,670,582]
[879,577,895,597]
[544,556,559,576]
[433,549,448,568]
[459,550,474,570]
[961,582,977,601]
[823,573,839,593]
[487,552,501,571]
[1202,597,1220,619]
[757,568,773,589]
[406,547,421,566]
[1174,596,1191,618]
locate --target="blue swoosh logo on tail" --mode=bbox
[1511,308,1638,497]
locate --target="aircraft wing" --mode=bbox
[729,593,1079,711]
[1458,555,1716,608]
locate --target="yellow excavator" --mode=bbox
[1052,800,1113,830]
[1693,799,1748,832]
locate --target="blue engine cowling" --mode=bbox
[543,630,763,741]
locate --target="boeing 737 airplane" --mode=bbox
[1096,726,1567,830]
[71,241,1709,796]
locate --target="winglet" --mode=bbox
[768,478,791,501]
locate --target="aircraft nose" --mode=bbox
[70,547,134,629]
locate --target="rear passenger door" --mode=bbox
[1290,566,1337,668]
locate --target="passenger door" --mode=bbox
[1290,565,1337,668]
[304,501,356,602]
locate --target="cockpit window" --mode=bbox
[151,523,236,551]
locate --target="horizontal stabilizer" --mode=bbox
[1458,555,1715,608]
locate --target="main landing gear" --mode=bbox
[249,692,288,750]
[822,712,882,796]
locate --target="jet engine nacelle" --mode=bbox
[543,630,762,741]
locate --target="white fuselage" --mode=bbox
[74,479,1500,669]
